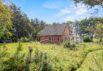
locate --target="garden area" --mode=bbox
[0,42,103,71]
[0,0,103,71]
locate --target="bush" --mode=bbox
[34,48,53,71]
[0,44,53,71]
[63,41,71,48]
[20,37,31,42]
[0,43,25,71]
[63,40,76,50]
[83,35,92,42]
[2,57,17,71]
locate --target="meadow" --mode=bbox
[0,42,103,71]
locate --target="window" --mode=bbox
[49,36,52,43]
[58,37,59,41]
[65,37,67,41]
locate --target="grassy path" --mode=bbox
[76,44,103,71]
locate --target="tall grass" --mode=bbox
[0,42,103,71]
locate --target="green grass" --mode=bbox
[0,42,103,71]
[77,50,103,71]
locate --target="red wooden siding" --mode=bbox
[39,26,71,44]
[40,35,63,44]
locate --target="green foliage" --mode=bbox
[33,48,52,71]
[63,40,76,50]
[0,42,103,71]
[20,37,31,42]
[77,50,103,71]
[30,19,45,40]
[10,4,32,39]
[77,18,103,42]
[0,2,45,41]
[0,42,26,71]
[95,22,103,42]
[0,1,12,38]
[78,18,97,36]
[74,0,103,7]
[9,4,45,41]
[1,57,17,71]
[0,42,53,71]
[83,35,92,42]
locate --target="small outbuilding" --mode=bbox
[38,24,71,44]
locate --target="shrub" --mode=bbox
[83,35,92,42]
[63,40,76,50]
[0,43,53,71]
[0,43,25,71]
[2,57,17,71]
[20,37,30,42]
[63,41,71,48]
[34,48,53,71]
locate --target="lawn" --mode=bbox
[0,42,103,71]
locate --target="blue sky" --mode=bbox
[9,0,103,23]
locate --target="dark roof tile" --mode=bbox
[38,24,66,36]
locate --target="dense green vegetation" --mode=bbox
[0,42,103,71]
[0,1,103,42]
[0,0,103,71]
[0,1,12,39]
[76,18,103,42]
[74,0,103,7]
[0,2,46,41]
[9,4,46,41]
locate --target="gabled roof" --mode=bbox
[38,24,67,36]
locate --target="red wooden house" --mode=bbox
[38,24,71,44]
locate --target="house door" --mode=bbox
[49,36,52,43]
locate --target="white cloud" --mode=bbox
[43,0,64,9]
[60,8,71,15]
[55,3,90,22]
[64,16,75,21]
[56,8,71,17]
[43,1,102,22]
[75,8,87,15]
[56,3,88,18]
[75,4,88,15]
[43,3,59,9]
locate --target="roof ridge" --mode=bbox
[38,24,67,36]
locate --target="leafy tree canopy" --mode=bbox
[78,17,103,36]
[0,1,12,38]
[9,4,46,41]
[74,0,103,7]
[95,22,103,41]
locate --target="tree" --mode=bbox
[9,4,45,41]
[10,4,34,41]
[74,0,103,7]
[78,18,96,36]
[95,22,103,41]
[30,19,45,40]
[77,17,103,42]
[0,1,12,39]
